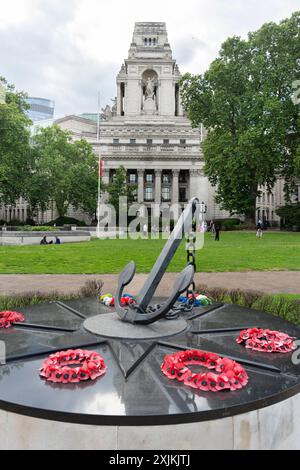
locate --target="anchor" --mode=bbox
[115,198,201,325]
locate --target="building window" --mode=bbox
[145,187,153,201]
[129,173,137,183]
[180,139,186,145]
[130,138,136,144]
[179,188,187,202]
[162,173,170,184]
[163,139,169,145]
[162,187,171,201]
[113,138,119,144]
[179,171,188,183]
[146,173,154,183]
[147,139,153,145]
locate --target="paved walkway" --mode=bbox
[0,272,299,296]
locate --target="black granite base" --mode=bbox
[0,298,299,426]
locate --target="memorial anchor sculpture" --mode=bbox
[115,198,201,325]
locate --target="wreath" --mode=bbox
[237,328,296,353]
[161,349,248,392]
[40,349,107,383]
[0,311,25,329]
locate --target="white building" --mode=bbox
[55,22,231,222]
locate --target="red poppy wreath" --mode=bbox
[0,311,25,329]
[237,328,296,353]
[161,349,248,392]
[40,349,107,384]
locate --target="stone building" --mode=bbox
[55,22,231,222]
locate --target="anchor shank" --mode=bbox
[136,198,199,312]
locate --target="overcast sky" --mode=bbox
[0,0,299,118]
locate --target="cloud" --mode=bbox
[0,0,299,117]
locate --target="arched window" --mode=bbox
[149,38,152,46]
[144,38,148,46]
[153,38,156,46]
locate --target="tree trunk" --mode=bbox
[244,192,257,226]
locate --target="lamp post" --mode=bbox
[96,92,102,239]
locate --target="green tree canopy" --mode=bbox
[26,125,98,218]
[104,166,137,220]
[180,12,300,222]
[0,77,32,205]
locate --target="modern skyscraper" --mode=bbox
[26,97,55,122]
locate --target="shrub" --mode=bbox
[0,279,104,311]
[79,279,103,297]
[196,284,300,326]
[25,218,36,226]
[47,216,87,227]
[222,219,241,231]
[276,203,300,230]
[24,226,57,232]
[7,219,26,227]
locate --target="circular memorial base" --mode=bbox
[83,312,188,340]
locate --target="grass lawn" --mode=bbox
[0,231,299,274]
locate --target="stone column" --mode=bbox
[102,169,110,185]
[138,170,144,203]
[117,83,121,116]
[189,168,208,205]
[155,170,162,204]
[172,170,180,204]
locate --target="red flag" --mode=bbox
[99,159,103,177]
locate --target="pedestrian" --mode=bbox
[152,224,158,237]
[256,219,263,239]
[142,223,148,239]
[40,236,48,245]
[214,223,221,241]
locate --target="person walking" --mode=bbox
[214,223,221,241]
[256,219,263,239]
[142,223,148,239]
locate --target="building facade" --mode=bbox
[56,22,231,221]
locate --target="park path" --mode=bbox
[0,271,299,296]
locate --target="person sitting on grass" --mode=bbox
[55,236,61,245]
[40,236,48,245]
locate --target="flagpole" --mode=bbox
[96,92,101,239]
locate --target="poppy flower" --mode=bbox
[195,373,210,391]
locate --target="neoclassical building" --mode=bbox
[55,22,231,222]
[1,22,297,225]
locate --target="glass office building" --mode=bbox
[26,97,55,122]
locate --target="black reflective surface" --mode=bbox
[0,299,299,425]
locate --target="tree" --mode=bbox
[104,166,137,220]
[0,77,32,205]
[180,12,300,223]
[26,125,98,219]
[276,203,300,229]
